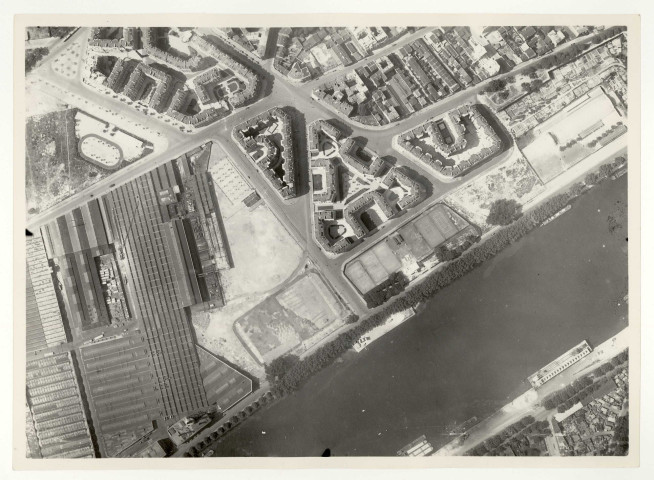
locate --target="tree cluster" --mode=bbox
[486,198,523,226]
[521,79,544,94]
[612,413,629,455]
[466,415,551,456]
[435,234,481,263]
[25,47,49,73]
[587,123,626,148]
[363,271,409,308]
[485,78,507,94]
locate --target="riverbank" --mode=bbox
[433,326,631,456]
[208,172,627,456]
[353,308,415,352]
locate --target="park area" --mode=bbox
[234,272,347,364]
[446,154,545,232]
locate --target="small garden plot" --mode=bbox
[446,155,545,231]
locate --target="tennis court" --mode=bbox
[414,215,446,248]
[371,241,402,273]
[358,250,390,284]
[398,223,433,261]
[429,207,459,239]
[344,260,377,294]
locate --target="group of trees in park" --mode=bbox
[486,198,522,226]
[520,79,544,94]
[183,391,277,457]
[267,158,627,398]
[484,78,507,94]
[466,415,550,456]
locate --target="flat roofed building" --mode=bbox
[26,352,95,458]
[78,335,160,457]
[26,236,68,354]
[528,340,593,388]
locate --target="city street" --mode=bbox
[25,27,614,318]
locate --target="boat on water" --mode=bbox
[542,204,572,226]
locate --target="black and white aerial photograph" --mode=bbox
[10,5,645,475]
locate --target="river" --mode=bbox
[211,173,629,457]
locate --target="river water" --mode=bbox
[211,174,629,457]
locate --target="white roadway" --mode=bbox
[25,27,611,316]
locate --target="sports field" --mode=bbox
[345,204,469,294]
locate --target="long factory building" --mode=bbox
[33,153,231,457]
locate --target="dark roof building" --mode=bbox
[340,138,386,177]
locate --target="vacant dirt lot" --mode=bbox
[446,154,545,231]
[234,272,346,364]
[219,202,304,301]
